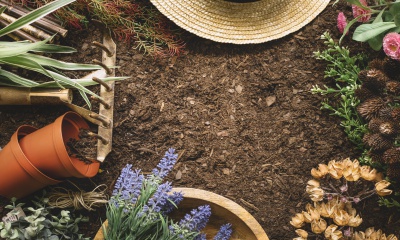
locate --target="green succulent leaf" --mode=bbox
[353,22,397,42]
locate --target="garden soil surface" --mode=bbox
[1,1,400,239]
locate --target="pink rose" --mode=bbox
[383,32,400,61]
[337,12,348,35]
[352,0,371,23]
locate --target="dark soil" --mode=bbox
[1,1,400,239]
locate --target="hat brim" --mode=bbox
[150,0,330,44]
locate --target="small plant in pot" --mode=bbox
[96,148,269,240]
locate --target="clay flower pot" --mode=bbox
[0,126,61,199]
[94,187,269,240]
[18,111,100,179]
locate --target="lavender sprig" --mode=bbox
[152,148,178,179]
[179,205,211,232]
[214,224,233,240]
[112,164,143,204]
[163,191,184,214]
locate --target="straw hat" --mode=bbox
[150,0,330,44]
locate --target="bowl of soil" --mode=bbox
[94,187,269,240]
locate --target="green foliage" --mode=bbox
[0,0,128,108]
[312,32,368,149]
[336,0,400,50]
[0,196,89,240]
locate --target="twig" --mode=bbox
[0,18,39,42]
[1,12,52,40]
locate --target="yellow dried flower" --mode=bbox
[375,180,393,196]
[311,218,327,234]
[309,188,324,202]
[328,160,343,179]
[290,213,305,228]
[295,229,308,238]
[311,164,329,179]
[302,211,312,223]
[360,165,377,181]
[306,179,320,191]
[342,159,361,181]
[348,214,362,227]
[332,209,350,226]
[316,201,336,218]
[324,224,343,240]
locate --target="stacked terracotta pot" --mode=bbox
[0,112,100,199]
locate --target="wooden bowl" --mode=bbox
[94,187,269,240]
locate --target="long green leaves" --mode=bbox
[0,0,75,37]
[0,0,128,108]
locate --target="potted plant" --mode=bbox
[93,148,268,240]
[0,111,99,199]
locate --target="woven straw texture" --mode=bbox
[150,0,330,44]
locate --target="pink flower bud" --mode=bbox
[383,32,400,61]
[337,12,348,35]
[352,0,371,23]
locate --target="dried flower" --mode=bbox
[295,229,308,238]
[337,12,348,35]
[328,160,343,179]
[348,213,362,227]
[352,0,371,22]
[359,165,377,181]
[311,218,327,234]
[354,227,398,240]
[311,164,329,179]
[383,32,400,61]
[375,180,393,196]
[332,209,350,226]
[213,223,233,240]
[290,213,305,228]
[342,158,361,181]
[324,224,343,240]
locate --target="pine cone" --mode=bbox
[368,150,385,163]
[391,108,400,121]
[386,81,400,95]
[358,69,387,93]
[383,58,400,80]
[378,107,394,121]
[368,118,398,136]
[383,148,400,164]
[354,87,377,102]
[362,133,394,151]
[368,58,385,71]
[387,162,400,179]
[357,97,385,120]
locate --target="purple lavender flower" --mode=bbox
[112,164,143,203]
[163,191,184,214]
[179,205,211,231]
[152,148,178,179]
[213,223,233,240]
[142,182,173,214]
[195,233,207,240]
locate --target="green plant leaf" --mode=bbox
[394,13,400,27]
[36,76,128,87]
[23,53,103,70]
[0,41,77,53]
[367,33,384,50]
[0,6,6,15]
[389,2,400,16]
[372,8,386,24]
[0,69,39,87]
[353,22,397,42]
[0,38,50,58]
[0,0,76,37]
[339,16,362,45]
[346,0,370,10]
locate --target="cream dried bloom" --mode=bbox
[311,164,329,179]
[290,213,305,228]
[324,224,343,240]
[311,218,327,234]
[375,180,393,196]
[332,209,350,226]
[348,213,362,227]
[342,158,361,181]
[328,160,343,179]
[360,165,377,181]
[295,229,308,238]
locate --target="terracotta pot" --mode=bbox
[94,187,269,240]
[0,126,61,199]
[18,111,100,179]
